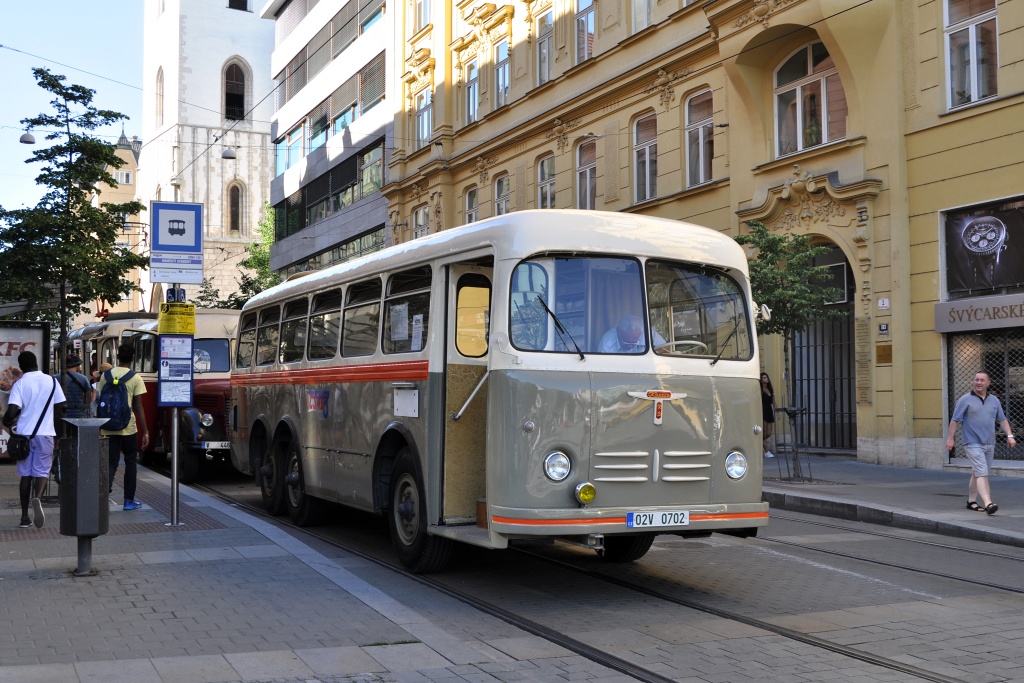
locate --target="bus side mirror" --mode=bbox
[757,303,771,322]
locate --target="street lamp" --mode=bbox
[20,131,36,144]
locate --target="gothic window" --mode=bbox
[226,64,245,120]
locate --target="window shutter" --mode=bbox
[308,98,331,137]
[307,24,332,79]
[361,0,384,15]
[331,76,358,118]
[578,140,596,166]
[635,114,657,144]
[286,52,306,103]
[305,173,330,208]
[687,91,713,123]
[360,53,386,110]
[333,2,358,56]
[330,156,359,192]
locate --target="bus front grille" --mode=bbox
[593,450,711,483]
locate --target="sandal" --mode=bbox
[966,501,982,511]
[986,503,999,515]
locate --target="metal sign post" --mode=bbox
[157,298,196,527]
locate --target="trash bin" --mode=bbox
[59,418,110,539]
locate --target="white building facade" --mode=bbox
[260,0,394,275]
[138,0,275,306]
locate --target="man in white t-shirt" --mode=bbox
[2,351,67,529]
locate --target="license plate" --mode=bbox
[626,511,690,528]
[201,441,230,450]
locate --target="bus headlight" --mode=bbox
[725,451,748,479]
[201,413,215,427]
[543,451,571,481]
[575,482,596,504]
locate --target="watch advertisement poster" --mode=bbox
[946,198,1024,294]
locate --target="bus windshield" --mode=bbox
[194,339,231,373]
[510,256,752,360]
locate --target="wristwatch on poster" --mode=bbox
[961,216,1008,283]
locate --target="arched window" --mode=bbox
[538,155,555,209]
[465,187,479,224]
[577,140,596,209]
[155,68,164,128]
[774,41,847,157]
[685,90,714,187]
[229,185,242,232]
[226,63,245,120]
[494,174,510,215]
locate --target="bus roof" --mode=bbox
[246,210,748,310]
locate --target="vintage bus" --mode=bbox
[231,210,769,572]
[68,309,239,483]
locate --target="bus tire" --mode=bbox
[388,448,452,573]
[599,533,655,562]
[178,447,201,485]
[260,443,287,516]
[285,446,323,526]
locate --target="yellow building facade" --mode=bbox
[382,0,1024,471]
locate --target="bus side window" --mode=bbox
[384,266,431,354]
[280,298,309,364]
[256,306,281,366]
[236,313,257,369]
[456,273,491,358]
[129,333,158,373]
[343,278,382,357]
[510,261,549,351]
[308,289,342,360]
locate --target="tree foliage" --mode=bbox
[0,68,148,365]
[735,220,843,341]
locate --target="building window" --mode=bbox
[946,0,997,108]
[775,41,847,157]
[577,140,596,209]
[333,103,357,135]
[632,0,654,32]
[276,125,303,176]
[229,185,241,232]
[537,11,553,85]
[686,90,714,187]
[308,99,330,152]
[465,59,479,124]
[634,113,657,203]
[155,67,164,128]
[413,205,430,238]
[360,145,384,197]
[466,187,479,223]
[538,155,556,209]
[495,174,510,215]
[359,52,385,113]
[115,171,133,185]
[225,64,245,120]
[495,40,510,108]
[415,0,430,32]
[576,0,595,63]
[228,0,248,9]
[415,88,432,150]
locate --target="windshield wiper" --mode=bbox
[537,295,585,360]
[710,317,741,366]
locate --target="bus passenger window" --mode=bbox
[280,298,309,364]
[236,313,257,369]
[510,262,549,350]
[384,266,431,354]
[308,290,342,360]
[343,278,382,357]
[456,274,491,357]
[256,306,281,366]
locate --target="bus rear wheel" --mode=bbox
[388,449,452,573]
[260,443,286,516]
[599,533,655,562]
[285,447,323,526]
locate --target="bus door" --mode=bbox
[442,264,492,525]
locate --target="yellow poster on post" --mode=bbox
[158,303,196,335]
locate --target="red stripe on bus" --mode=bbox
[491,511,768,526]
[231,360,429,386]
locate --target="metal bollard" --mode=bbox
[59,418,111,576]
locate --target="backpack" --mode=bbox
[97,369,136,431]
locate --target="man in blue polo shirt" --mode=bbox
[946,371,1015,515]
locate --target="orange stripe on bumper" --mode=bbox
[691,512,769,521]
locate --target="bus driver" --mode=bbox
[599,315,665,353]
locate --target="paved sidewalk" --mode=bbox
[762,453,1024,548]
[4,452,1024,683]
[0,461,631,683]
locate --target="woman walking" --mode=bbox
[761,372,776,458]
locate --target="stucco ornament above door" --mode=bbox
[737,165,882,273]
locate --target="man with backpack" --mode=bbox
[61,355,94,419]
[96,343,149,511]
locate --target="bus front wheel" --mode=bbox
[388,448,452,573]
[285,447,323,526]
[260,443,286,516]
[599,533,655,562]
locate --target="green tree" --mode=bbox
[0,68,147,373]
[193,278,224,309]
[222,201,281,309]
[735,220,843,477]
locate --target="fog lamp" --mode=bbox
[575,482,596,504]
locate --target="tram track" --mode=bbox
[184,474,973,683]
